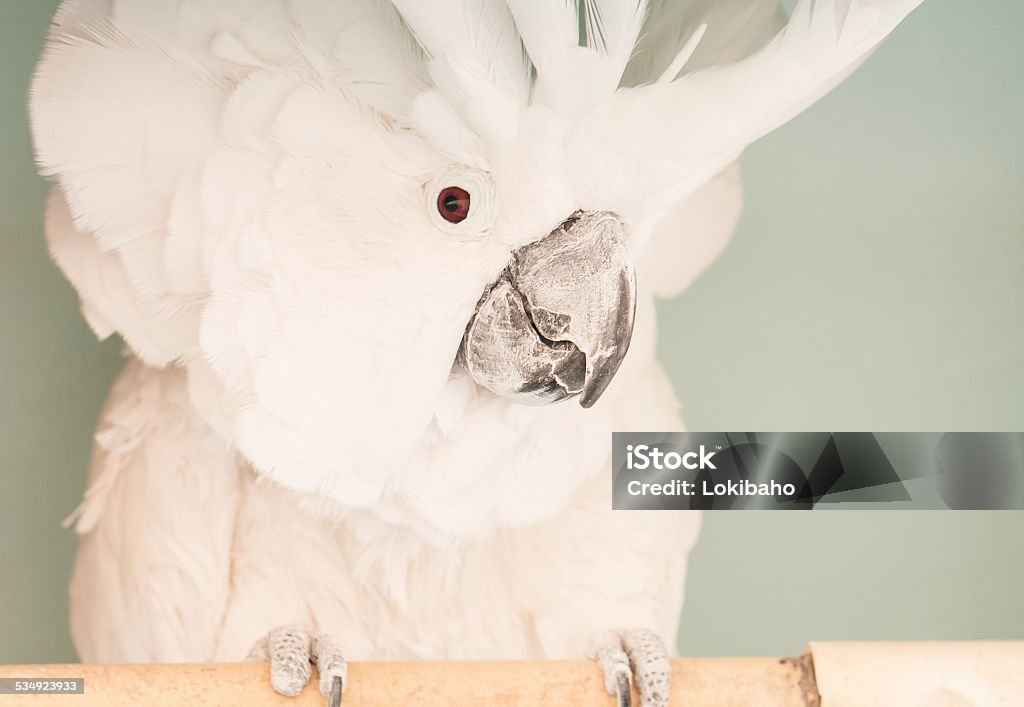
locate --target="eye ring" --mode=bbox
[437,186,471,223]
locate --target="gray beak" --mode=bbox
[458,211,636,408]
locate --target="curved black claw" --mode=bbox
[616,671,632,707]
[328,675,343,707]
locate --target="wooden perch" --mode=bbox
[0,642,1020,706]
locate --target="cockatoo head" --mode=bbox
[31,0,922,537]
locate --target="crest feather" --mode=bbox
[389,0,529,103]
[506,0,648,118]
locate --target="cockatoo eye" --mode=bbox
[425,167,495,235]
[437,186,470,223]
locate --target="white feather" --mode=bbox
[623,0,784,86]
[389,0,529,103]
[67,361,240,661]
[638,161,743,298]
[655,22,708,84]
[507,0,648,117]
[70,357,700,664]
[570,0,926,228]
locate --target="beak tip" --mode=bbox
[577,363,618,408]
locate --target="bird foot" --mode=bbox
[590,629,671,707]
[248,625,347,707]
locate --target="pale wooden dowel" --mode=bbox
[0,657,815,706]
[808,641,1024,706]
[3,642,1022,706]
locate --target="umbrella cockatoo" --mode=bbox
[30,0,923,705]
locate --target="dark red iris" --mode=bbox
[437,186,471,223]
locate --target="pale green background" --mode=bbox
[1,1,1022,664]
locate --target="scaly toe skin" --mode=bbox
[621,629,671,707]
[590,629,671,707]
[268,625,315,697]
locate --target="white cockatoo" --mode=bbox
[30,0,923,704]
